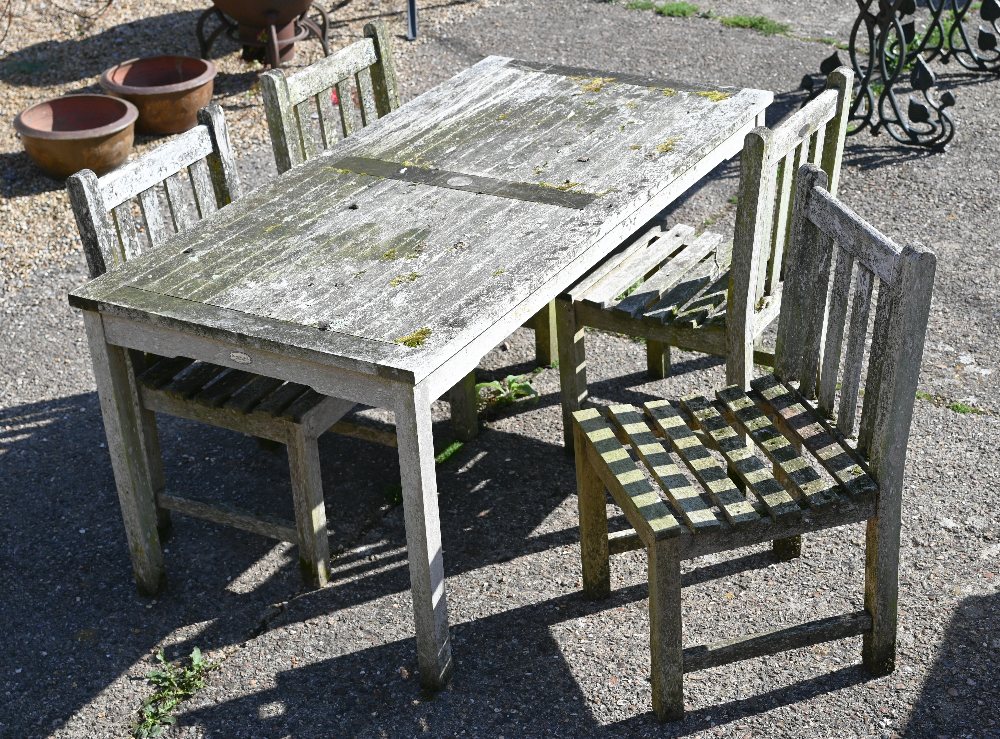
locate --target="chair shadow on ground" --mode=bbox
[0,356,860,736]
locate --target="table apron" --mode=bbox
[418,118,755,401]
[100,313,404,409]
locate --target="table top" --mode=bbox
[70,56,771,384]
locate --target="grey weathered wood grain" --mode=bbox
[157,492,298,543]
[649,538,684,721]
[751,375,876,498]
[287,426,331,587]
[82,311,164,594]
[680,395,800,520]
[447,371,478,442]
[837,265,874,435]
[818,249,854,415]
[645,400,760,525]
[575,412,611,599]
[138,186,170,247]
[189,158,218,218]
[198,104,242,207]
[364,21,402,116]
[112,201,142,261]
[395,386,453,690]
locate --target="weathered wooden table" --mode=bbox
[69,56,771,689]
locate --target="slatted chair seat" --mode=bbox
[570,224,736,334]
[574,393,877,563]
[572,163,936,721]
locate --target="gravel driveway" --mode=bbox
[1,1,997,737]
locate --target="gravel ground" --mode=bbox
[1,0,998,737]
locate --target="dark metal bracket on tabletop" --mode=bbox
[802,0,1000,148]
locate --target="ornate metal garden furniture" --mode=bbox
[571,163,936,720]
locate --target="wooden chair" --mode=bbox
[571,163,936,721]
[556,69,853,448]
[67,104,355,588]
[261,20,401,173]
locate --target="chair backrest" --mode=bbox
[726,67,852,386]
[67,103,241,278]
[261,21,401,173]
[774,163,935,494]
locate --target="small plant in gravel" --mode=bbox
[476,374,538,409]
[627,1,701,17]
[133,648,215,738]
[720,14,790,36]
[915,390,988,415]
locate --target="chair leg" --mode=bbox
[532,301,559,367]
[647,340,671,379]
[448,371,478,442]
[575,423,609,599]
[649,539,684,721]
[555,297,587,452]
[725,333,754,390]
[286,427,331,588]
[862,502,902,676]
[139,407,172,537]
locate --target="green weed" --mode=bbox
[720,15,790,36]
[627,1,700,17]
[133,648,214,738]
[476,374,537,408]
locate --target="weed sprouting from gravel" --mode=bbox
[627,1,700,17]
[720,14,790,36]
[133,648,215,738]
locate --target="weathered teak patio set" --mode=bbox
[62,20,936,722]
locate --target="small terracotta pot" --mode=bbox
[13,94,137,179]
[100,56,216,135]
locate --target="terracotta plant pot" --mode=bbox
[13,94,137,179]
[100,55,216,135]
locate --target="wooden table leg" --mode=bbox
[83,311,165,595]
[395,385,453,690]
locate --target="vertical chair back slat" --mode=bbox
[818,249,855,413]
[836,265,875,434]
[335,79,357,137]
[355,66,378,126]
[261,20,401,173]
[774,163,936,487]
[188,158,218,219]
[316,90,340,149]
[112,201,143,260]
[67,103,241,278]
[138,186,169,247]
[163,171,195,233]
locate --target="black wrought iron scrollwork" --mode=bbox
[803,0,960,147]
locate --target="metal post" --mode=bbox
[407,0,418,40]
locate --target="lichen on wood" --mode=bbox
[389,272,421,287]
[656,137,682,155]
[695,90,732,103]
[395,327,432,347]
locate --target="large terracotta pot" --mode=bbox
[13,94,137,179]
[101,56,216,135]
